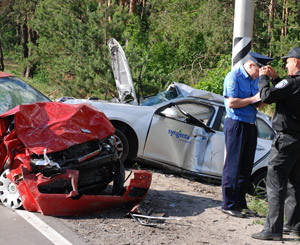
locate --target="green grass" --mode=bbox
[259,104,276,117]
[252,219,265,225]
[247,195,268,226]
[134,162,141,170]
[2,57,64,100]
[29,79,64,101]
[247,195,268,216]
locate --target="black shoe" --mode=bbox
[283,226,291,234]
[283,226,300,236]
[221,208,245,218]
[251,230,282,241]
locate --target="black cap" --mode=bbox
[248,51,273,67]
[281,47,300,60]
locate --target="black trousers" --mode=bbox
[264,132,300,233]
[222,118,257,210]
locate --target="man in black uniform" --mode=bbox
[252,47,300,241]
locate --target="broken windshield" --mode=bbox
[0,76,50,114]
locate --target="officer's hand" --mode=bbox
[259,65,278,79]
[259,66,269,76]
[256,102,268,108]
[266,65,278,79]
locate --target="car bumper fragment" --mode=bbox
[9,168,152,216]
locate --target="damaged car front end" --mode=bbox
[0,72,151,216]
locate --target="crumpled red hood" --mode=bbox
[1,102,114,155]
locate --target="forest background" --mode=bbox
[0,0,300,107]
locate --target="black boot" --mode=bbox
[251,230,282,241]
[283,226,300,236]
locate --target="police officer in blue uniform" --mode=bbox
[252,47,300,241]
[222,52,273,218]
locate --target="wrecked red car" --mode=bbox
[0,72,151,216]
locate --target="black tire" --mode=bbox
[0,160,9,175]
[249,170,267,198]
[112,159,125,196]
[114,128,129,164]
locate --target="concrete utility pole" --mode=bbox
[231,0,255,70]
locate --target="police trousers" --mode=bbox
[264,132,300,233]
[222,118,257,210]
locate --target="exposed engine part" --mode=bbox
[31,148,61,169]
[31,135,120,195]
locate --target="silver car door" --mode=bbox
[142,101,215,173]
[202,106,226,177]
[253,117,274,170]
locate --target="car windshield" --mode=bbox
[0,76,51,114]
[141,88,180,106]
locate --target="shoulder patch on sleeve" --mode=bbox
[227,80,236,91]
[275,79,289,89]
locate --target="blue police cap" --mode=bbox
[248,51,273,67]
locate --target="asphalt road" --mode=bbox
[0,204,88,245]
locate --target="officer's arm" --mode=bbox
[271,77,281,86]
[259,75,294,104]
[224,72,260,108]
[226,93,260,108]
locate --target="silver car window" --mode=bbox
[256,118,275,140]
[216,108,225,131]
[213,108,275,141]
[175,102,214,125]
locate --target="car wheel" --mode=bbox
[249,171,267,198]
[0,169,22,209]
[114,128,129,164]
[112,159,126,196]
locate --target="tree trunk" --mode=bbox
[268,0,275,38]
[293,0,299,23]
[129,0,136,14]
[21,21,29,77]
[281,0,288,37]
[0,40,4,71]
[121,0,125,8]
[24,28,38,78]
[108,0,112,22]
[140,0,146,17]
[16,23,21,46]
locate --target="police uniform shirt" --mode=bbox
[259,71,300,132]
[223,65,258,124]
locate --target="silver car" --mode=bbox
[61,39,275,196]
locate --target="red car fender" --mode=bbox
[0,143,7,171]
[6,169,39,212]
